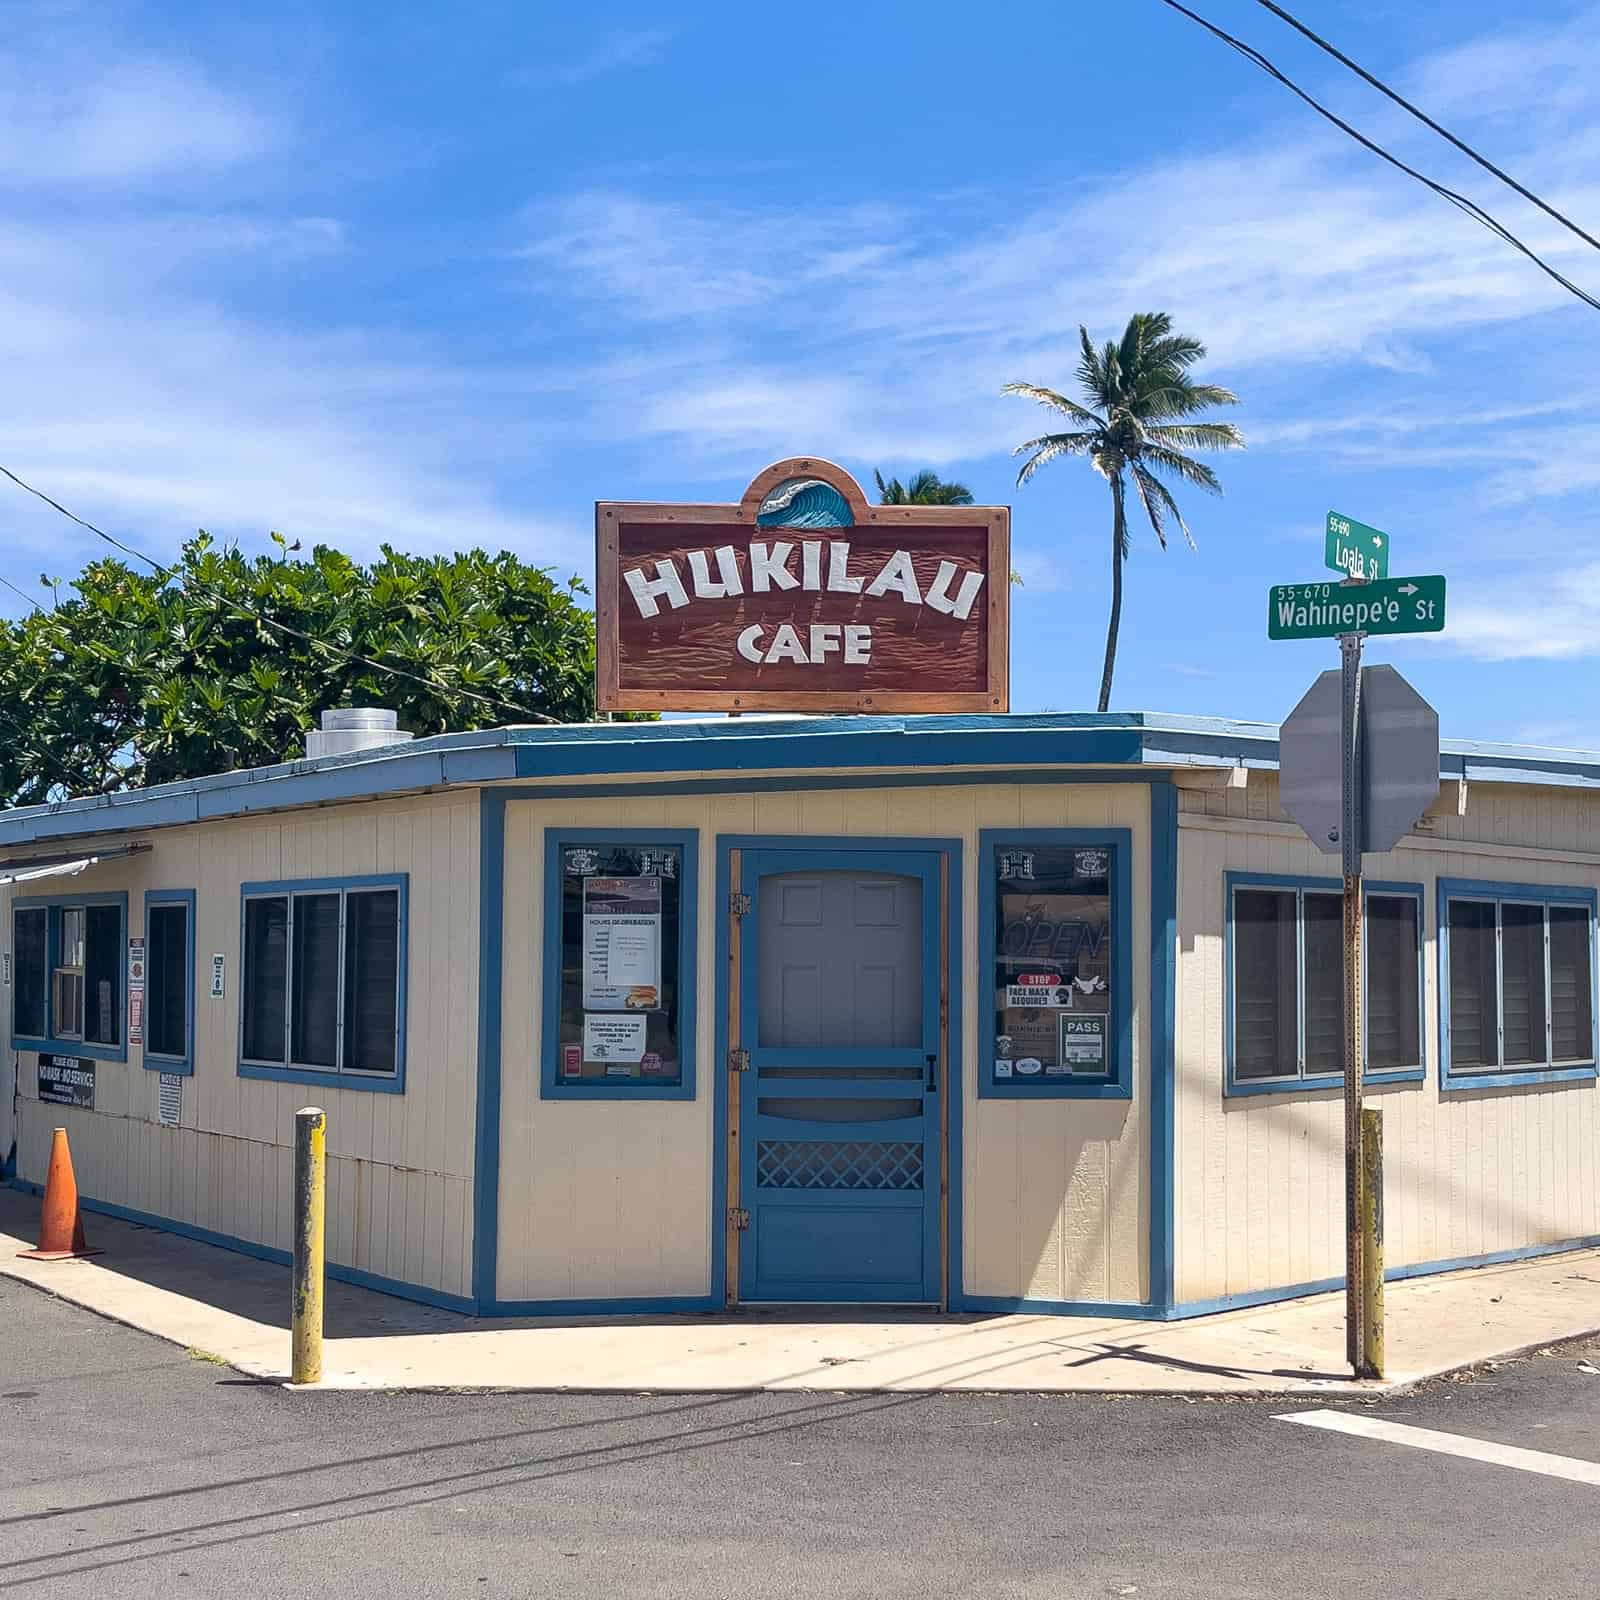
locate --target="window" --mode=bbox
[979,831,1131,1098]
[9,895,126,1059]
[1227,876,1423,1093]
[1440,881,1596,1088]
[542,832,698,1099]
[144,892,194,1072]
[12,906,46,1039]
[239,877,406,1088]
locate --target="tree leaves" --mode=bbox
[0,538,615,806]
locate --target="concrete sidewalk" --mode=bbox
[4,1189,1599,1395]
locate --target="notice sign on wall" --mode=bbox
[596,457,1009,713]
[38,1055,95,1109]
[128,936,145,1045]
[158,1072,182,1127]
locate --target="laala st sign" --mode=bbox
[596,458,1010,713]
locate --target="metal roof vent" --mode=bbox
[304,707,414,760]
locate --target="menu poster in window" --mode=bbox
[582,877,663,1010]
[557,842,685,1087]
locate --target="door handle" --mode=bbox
[926,1053,939,1093]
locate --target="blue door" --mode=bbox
[737,847,943,1304]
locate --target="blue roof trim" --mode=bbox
[3,711,1600,847]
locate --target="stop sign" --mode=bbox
[1279,664,1440,856]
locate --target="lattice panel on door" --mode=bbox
[756,1139,924,1190]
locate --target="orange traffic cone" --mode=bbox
[19,1127,100,1260]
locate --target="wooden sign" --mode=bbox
[596,458,1009,713]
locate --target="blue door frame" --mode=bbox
[718,836,963,1307]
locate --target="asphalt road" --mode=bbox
[2,1277,1597,1599]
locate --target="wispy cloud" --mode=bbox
[0,57,274,182]
[1447,562,1600,661]
[520,129,1600,472]
[520,28,674,89]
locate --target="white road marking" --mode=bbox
[1277,1408,1600,1487]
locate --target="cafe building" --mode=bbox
[3,461,1597,1319]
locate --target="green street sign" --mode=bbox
[1268,575,1446,641]
[1325,511,1389,581]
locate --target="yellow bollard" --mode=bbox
[291,1107,326,1385]
[1360,1106,1384,1379]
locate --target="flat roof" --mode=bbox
[1,711,1597,848]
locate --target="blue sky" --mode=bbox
[5,0,1600,746]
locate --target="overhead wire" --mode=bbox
[1250,0,1600,256]
[1153,0,1600,314]
[0,572,44,613]
[0,463,560,726]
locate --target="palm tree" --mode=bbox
[1004,313,1243,712]
[873,468,975,506]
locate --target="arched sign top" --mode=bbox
[596,454,1009,715]
[738,457,870,526]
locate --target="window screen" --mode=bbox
[1500,903,1547,1066]
[242,896,289,1062]
[242,884,404,1078]
[1447,892,1596,1075]
[1231,881,1422,1087]
[1302,892,1343,1076]
[13,906,46,1038]
[84,903,122,1047]
[290,893,340,1069]
[1366,895,1420,1072]
[1549,905,1594,1063]
[146,902,190,1060]
[1447,900,1498,1070]
[1233,889,1297,1080]
[344,890,400,1074]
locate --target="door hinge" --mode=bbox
[728,1206,750,1232]
[729,891,752,917]
[728,1047,750,1074]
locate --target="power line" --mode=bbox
[1153,0,1600,314]
[0,572,43,613]
[0,464,559,726]
[1251,0,1600,257]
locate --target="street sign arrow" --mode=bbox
[1267,574,1446,641]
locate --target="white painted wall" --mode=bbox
[1,792,479,1299]
[1174,777,1600,1304]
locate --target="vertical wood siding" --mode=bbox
[1175,782,1600,1304]
[494,781,1153,1307]
[2,792,478,1299]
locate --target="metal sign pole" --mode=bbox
[1339,628,1366,1375]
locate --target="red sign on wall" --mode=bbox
[596,458,1010,714]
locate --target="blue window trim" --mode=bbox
[977,829,1133,1100]
[540,829,699,1102]
[236,873,409,1095]
[10,890,129,1063]
[142,889,197,1076]
[1436,876,1599,1092]
[1224,871,1426,1097]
